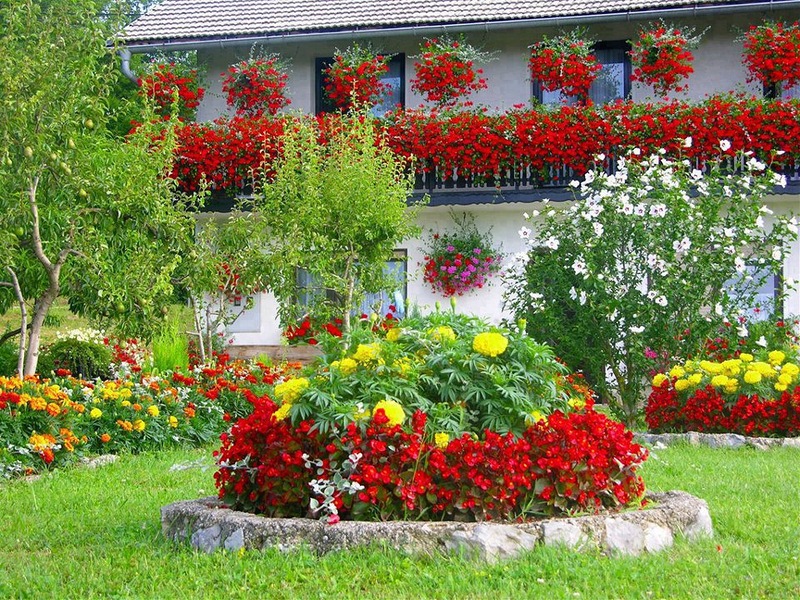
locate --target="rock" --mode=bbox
[605,519,644,556]
[541,521,585,549]
[683,503,713,540]
[643,523,674,553]
[223,528,245,551]
[446,523,540,563]
[191,524,222,553]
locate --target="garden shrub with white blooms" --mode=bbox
[504,144,798,425]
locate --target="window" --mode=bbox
[315,54,405,117]
[296,250,408,317]
[533,41,631,106]
[724,265,781,321]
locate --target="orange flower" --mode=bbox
[132,403,142,411]
[46,402,61,417]
[100,433,111,443]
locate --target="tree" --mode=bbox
[504,147,798,425]
[224,111,425,333]
[0,0,195,374]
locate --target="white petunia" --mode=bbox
[719,139,732,152]
[683,136,693,148]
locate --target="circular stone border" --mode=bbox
[161,491,712,562]
[636,432,800,450]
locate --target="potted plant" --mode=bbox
[528,29,601,104]
[222,54,291,117]
[323,43,392,110]
[742,21,800,95]
[411,36,492,108]
[630,21,704,96]
[138,62,204,121]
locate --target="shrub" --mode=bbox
[40,329,112,379]
[0,342,19,376]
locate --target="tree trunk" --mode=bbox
[342,255,356,334]
[24,281,59,376]
[5,267,27,377]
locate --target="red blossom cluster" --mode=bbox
[528,44,601,103]
[214,399,648,521]
[742,21,800,90]
[323,54,390,110]
[138,62,204,121]
[423,246,499,297]
[284,317,344,345]
[411,39,488,107]
[647,380,800,437]
[222,58,291,117]
[630,26,696,95]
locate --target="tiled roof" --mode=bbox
[123,0,767,45]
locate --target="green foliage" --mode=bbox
[151,316,189,373]
[0,342,19,376]
[40,338,112,379]
[285,307,571,437]
[233,111,426,332]
[504,149,798,425]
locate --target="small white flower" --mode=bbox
[569,287,578,300]
[755,216,765,229]
[523,212,529,219]
[634,204,646,217]
[737,325,749,338]
[772,248,782,261]
[572,259,588,277]
[518,226,531,240]
[719,139,732,152]
[592,221,604,236]
[756,336,768,348]
[649,203,666,217]
[655,295,668,307]
[630,325,645,334]
[569,180,580,188]
[734,257,746,273]
[579,291,588,305]
[683,136,693,148]
[714,303,724,316]
[632,147,641,156]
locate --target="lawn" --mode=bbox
[1,443,798,599]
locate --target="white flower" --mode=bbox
[649,203,666,217]
[569,287,578,300]
[672,237,691,253]
[734,257,746,273]
[579,290,588,305]
[690,169,703,181]
[523,212,529,219]
[592,222,604,237]
[572,259,588,277]
[543,237,560,250]
[755,216,765,229]
[518,226,531,240]
[719,139,732,152]
[756,336,768,348]
[772,247,782,261]
[683,136,693,148]
[714,303,724,316]
[723,227,735,238]
[634,204,646,216]
[772,173,787,188]
[632,148,641,156]
[655,295,668,307]
[630,325,645,334]
[737,325,749,338]
[595,153,606,161]
[569,180,580,188]
[723,186,732,198]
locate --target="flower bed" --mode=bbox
[214,311,648,522]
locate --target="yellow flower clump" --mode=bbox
[429,326,456,342]
[353,343,381,363]
[434,432,450,449]
[273,403,292,421]
[472,332,509,358]
[274,377,310,404]
[374,399,405,426]
[332,357,358,376]
[386,327,402,343]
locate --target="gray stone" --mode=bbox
[605,519,644,556]
[191,524,222,553]
[446,523,540,563]
[783,438,800,449]
[223,528,245,551]
[541,521,585,549]
[635,431,800,450]
[643,523,674,553]
[81,454,118,469]
[683,504,713,540]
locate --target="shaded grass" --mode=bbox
[1,444,799,599]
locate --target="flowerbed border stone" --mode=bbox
[636,432,800,450]
[161,491,712,562]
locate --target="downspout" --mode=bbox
[118,48,139,85]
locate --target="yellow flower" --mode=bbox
[768,350,786,366]
[568,396,586,410]
[133,419,146,432]
[782,363,799,378]
[778,373,793,385]
[121,400,131,408]
[386,327,402,343]
[743,370,762,385]
[429,326,456,342]
[739,353,754,362]
[652,373,668,387]
[29,396,47,411]
[337,358,358,376]
[354,406,371,421]
[168,415,178,428]
[374,399,405,427]
[434,432,450,449]
[147,405,160,417]
[353,343,381,363]
[752,362,776,378]
[674,379,690,392]
[119,388,132,400]
[699,361,723,375]
[90,407,103,419]
[721,359,742,376]
[710,375,729,388]
[393,357,412,377]
[723,380,739,394]
[528,410,546,423]
[273,403,292,421]
[472,332,509,358]
[274,377,309,404]
[775,382,788,392]
[684,360,696,372]
[668,366,685,379]
[688,373,703,385]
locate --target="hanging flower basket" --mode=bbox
[742,21,800,92]
[630,22,704,96]
[529,29,602,104]
[222,55,291,117]
[411,36,492,107]
[138,62,204,121]
[323,44,392,110]
[422,213,503,296]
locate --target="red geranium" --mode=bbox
[630,22,704,96]
[222,56,291,117]
[411,36,491,107]
[529,30,601,104]
[323,44,391,110]
[138,62,204,121]
[742,21,800,92]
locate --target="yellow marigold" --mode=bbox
[121,400,131,408]
[386,327,402,343]
[393,357,413,377]
[739,353,754,362]
[674,379,690,392]
[568,396,586,410]
[710,375,729,388]
[352,343,381,363]
[147,405,160,417]
[684,360,696,372]
[29,396,47,411]
[46,402,61,417]
[778,373,793,385]
[775,382,788,392]
[528,410,546,424]
[688,373,703,385]
[119,388,132,400]
[44,385,64,401]
[337,358,358,376]
[721,359,742,376]
[668,365,685,379]
[274,377,310,404]
[429,326,456,342]
[374,399,405,426]
[782,363,799,378]
[743,370,762,385]
[168,415,178,428]
[472,332,509,358]
[29,433,55,451]
[699,361,723,375]
[768,350,786,366]
[273,403,292,421]
[434,432,450,449]
[133,419,146,432]
[723,380,739,394]
[652,373,668,387]
[752,362,776,378]
[90,407,103,419]
[354,406,371,421]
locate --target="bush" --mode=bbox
[214,309,649,521]
[40,337,112,379]
[0,342,19,376]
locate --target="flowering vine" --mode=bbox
[630,22,705,96]
[411,36,492,107]
[529,29,602,104]
[742,21,800,93]
[322,44,391,110]
[221,55,291,116]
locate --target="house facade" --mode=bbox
[124,0,800,347]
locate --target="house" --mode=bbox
[123,0,800,350]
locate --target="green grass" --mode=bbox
[0,297,92,346]
[1,444,799,599]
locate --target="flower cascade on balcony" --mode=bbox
[742,21,800,94]
[322,43,392,110]
[528,29,602,104]
[221,55,291,117]
[411,36,492,107]
[630,21,705,96]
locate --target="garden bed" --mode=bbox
[637,431,800,450]
[161,490,712,562]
